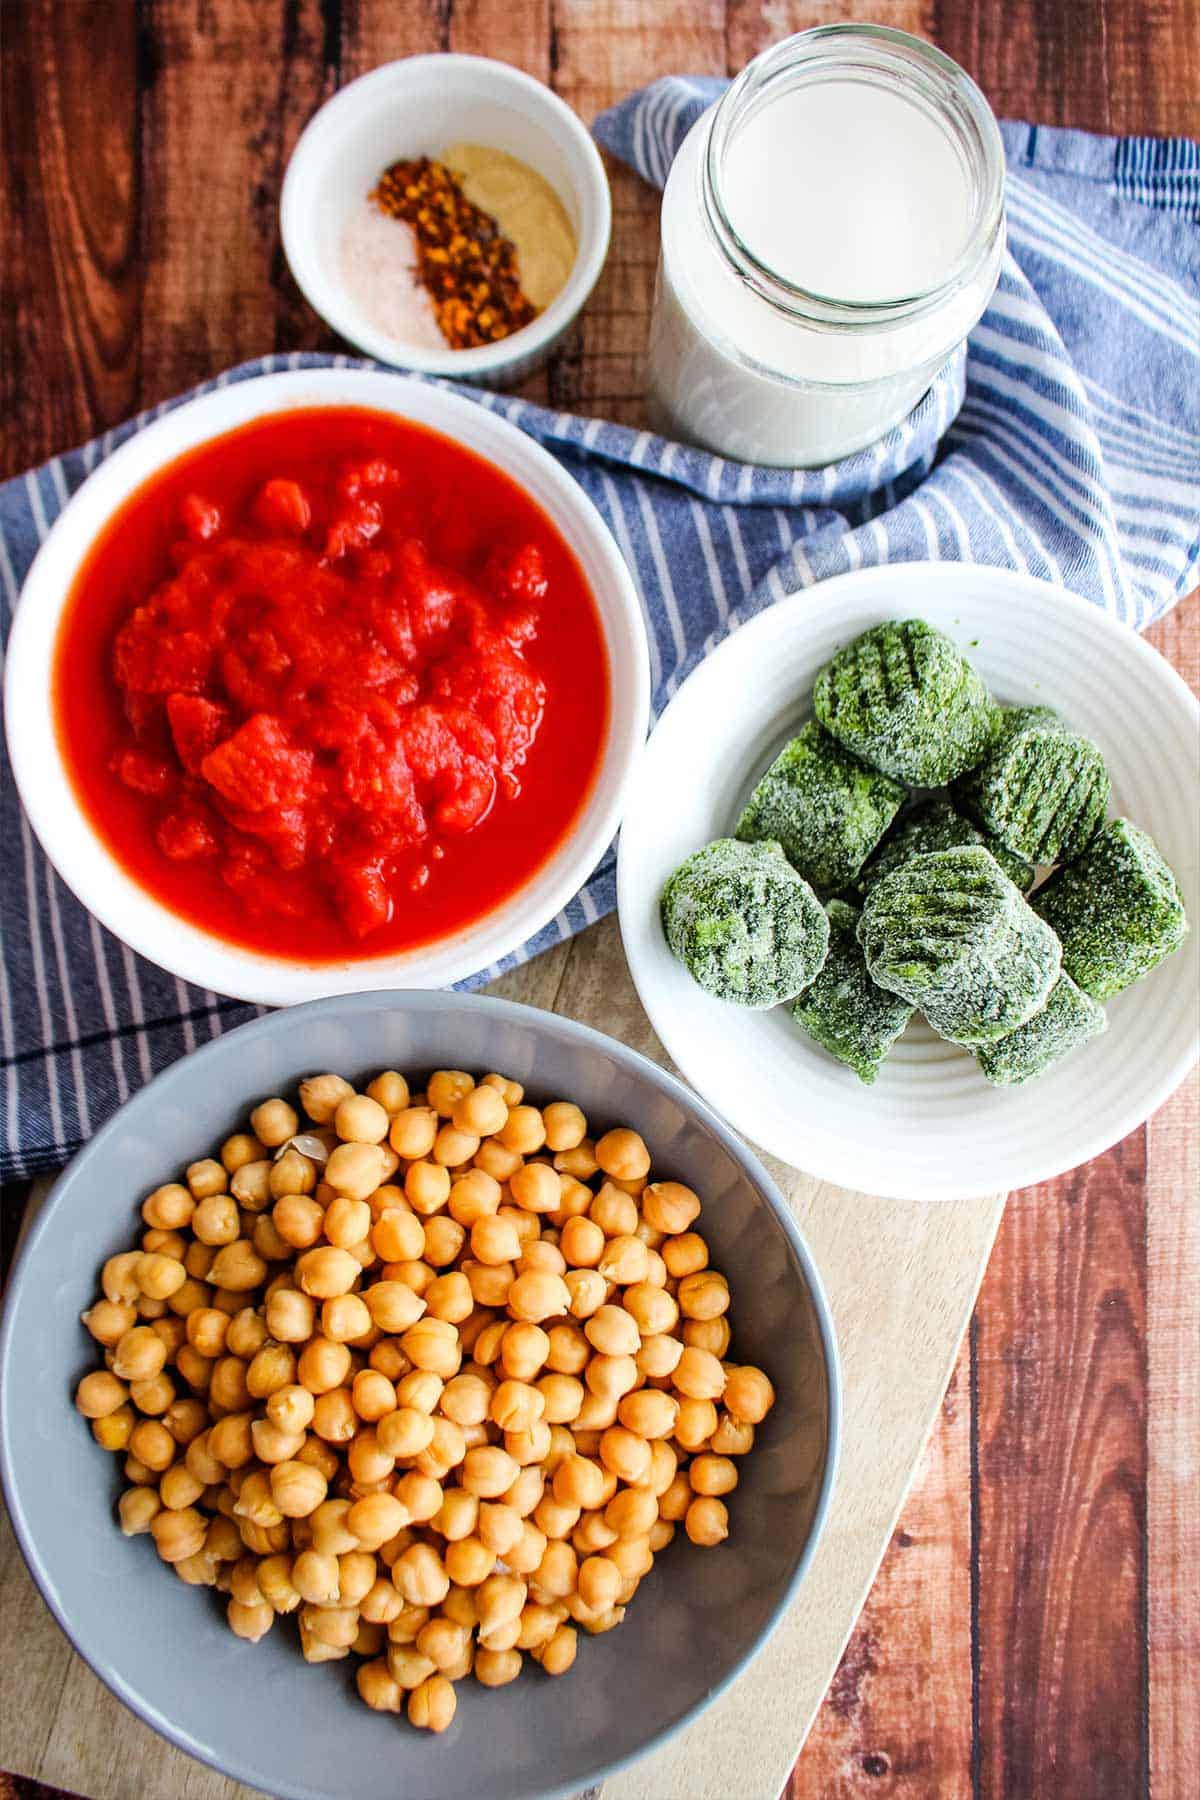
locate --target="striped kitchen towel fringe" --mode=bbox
[1,103,1197,1177]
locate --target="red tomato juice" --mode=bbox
[53,407,610,960]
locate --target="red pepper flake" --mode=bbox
[371,156,538,351]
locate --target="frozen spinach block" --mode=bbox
[860,797,1035,894]
[975,974,1107,1086]
[955,705,1109,864]
[1033,817,1187,1000]
[735,721,905,893]
[661,837,830,1009]
[792,899,915,1083]
[858,845,1061,1044]
[813,618,993,785]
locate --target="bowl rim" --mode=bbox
[617,562,1200,1201]
[0,986,843,1800]
[280,53,613,377]
[4,367,650,1004]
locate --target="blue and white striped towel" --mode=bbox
[2,94,1198,1178]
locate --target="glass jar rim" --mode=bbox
[702,23,1006,328]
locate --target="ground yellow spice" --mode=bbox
[371,156,538,350]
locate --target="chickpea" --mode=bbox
[191,1194,239,1247]
[368,1209,422,1269]
[641,1180,701,1235]
[559,1269,602,1322]
[420,1215,464,1271]
[685,1495,729,1547]
[587,1185,637,1240]
[722,1365,776,1424]
[400,1317,461,1379]
[360,1068,407,1113]
[150,1506,207,1563]
[297,1073,351,1123]
[395,1369,443,1414]
[330,1092,387,1146]
[408,1672,456,1732]
[111,1326,167,1382]
[461,1446,520,1500]
[346,1368,392,1423]
[711,1411,756,1456]
[266,1287,316,1344]
[361,1576,404,1625]
[102,1251,144,1305]
[585,1305,641,1358]
[489,1380,543,1435]
[92,1405,134,1451]
[81,1298,137,1349]
[678,1269,731,1321]
[545,1323,590,1376]
[416,1415,467,1481]
[395,1470,443,1524]
[556,1214,602,1269]
[75,1370,129,1419]
[142,1183,195,1231]
[164,1397,208,1445]
[444,1535,496,1587]
[135,1253,187,1302]
[530,1373,580,1426]
[618,1388,679,1440]
[507,1270,569,1324]
[269,1149,317,1202]
[586,1355,639,1404]
[474,1138,523,1182]
[294,1246,360,1299]
[393,1542,450,1608]
[550,1454,605,1513]
[250,1097,299,1148]
[423,1271,473,1325]
[468,1213,521,1267]
[321,1195,370,1251]
[539,1624,578,1676]
[673,1345,726,1402]
[271,1190,326,1249]
[599,1425,652,1485]
[324,1142,388,1202]
[637,1332,684,1379]
[117,1485,162,1535]
[434,1486,479,1543]
[186,1158,227,1201]
[404,1159,451,1217]
[129,1372,175,1416]
[388,1258,434,1297]
[509,1163,560,1215]
[271,1460,327,1518]
[593,1128,649,1182]
[388,1106,438,1162]
[222,1133,265,1176]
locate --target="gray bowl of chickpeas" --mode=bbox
[0,989,840,1800]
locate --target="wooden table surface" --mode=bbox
[3,4,1197,1799]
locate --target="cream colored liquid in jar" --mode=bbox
[646,34,1004,467]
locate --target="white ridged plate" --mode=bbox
[617,565,1199,1201]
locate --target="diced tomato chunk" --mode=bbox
[179,493,223,542]
[330,858,393,938]
[253,479,312,537]
[113,749,175,797]
[157,808,218,860]
[201,714,312,812]
[167,693,229,773]
[325,497,383,559]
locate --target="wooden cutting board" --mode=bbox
[0,914,1004,1800]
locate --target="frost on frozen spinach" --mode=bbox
[857,845,1061,1045]
[735,721,905,894]
[955,705,1110,865]
[974,973,1107,1086]
[791,899,915,1084]
[1033,817,1188,1000]
[661,837,829,1009]
[860,796,1035,895]
[813,618,993,786]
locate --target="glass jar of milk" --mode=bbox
[646,25,1005,467]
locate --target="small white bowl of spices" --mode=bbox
[282,55,611,387]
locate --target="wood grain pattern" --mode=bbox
[788,1346,974,1799]
[2,3,1197,1798]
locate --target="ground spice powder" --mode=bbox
[371,156,539,350]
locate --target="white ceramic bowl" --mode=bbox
[6,367,649,1005]
[281,55,612,386]
[618,564,1199,1201]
